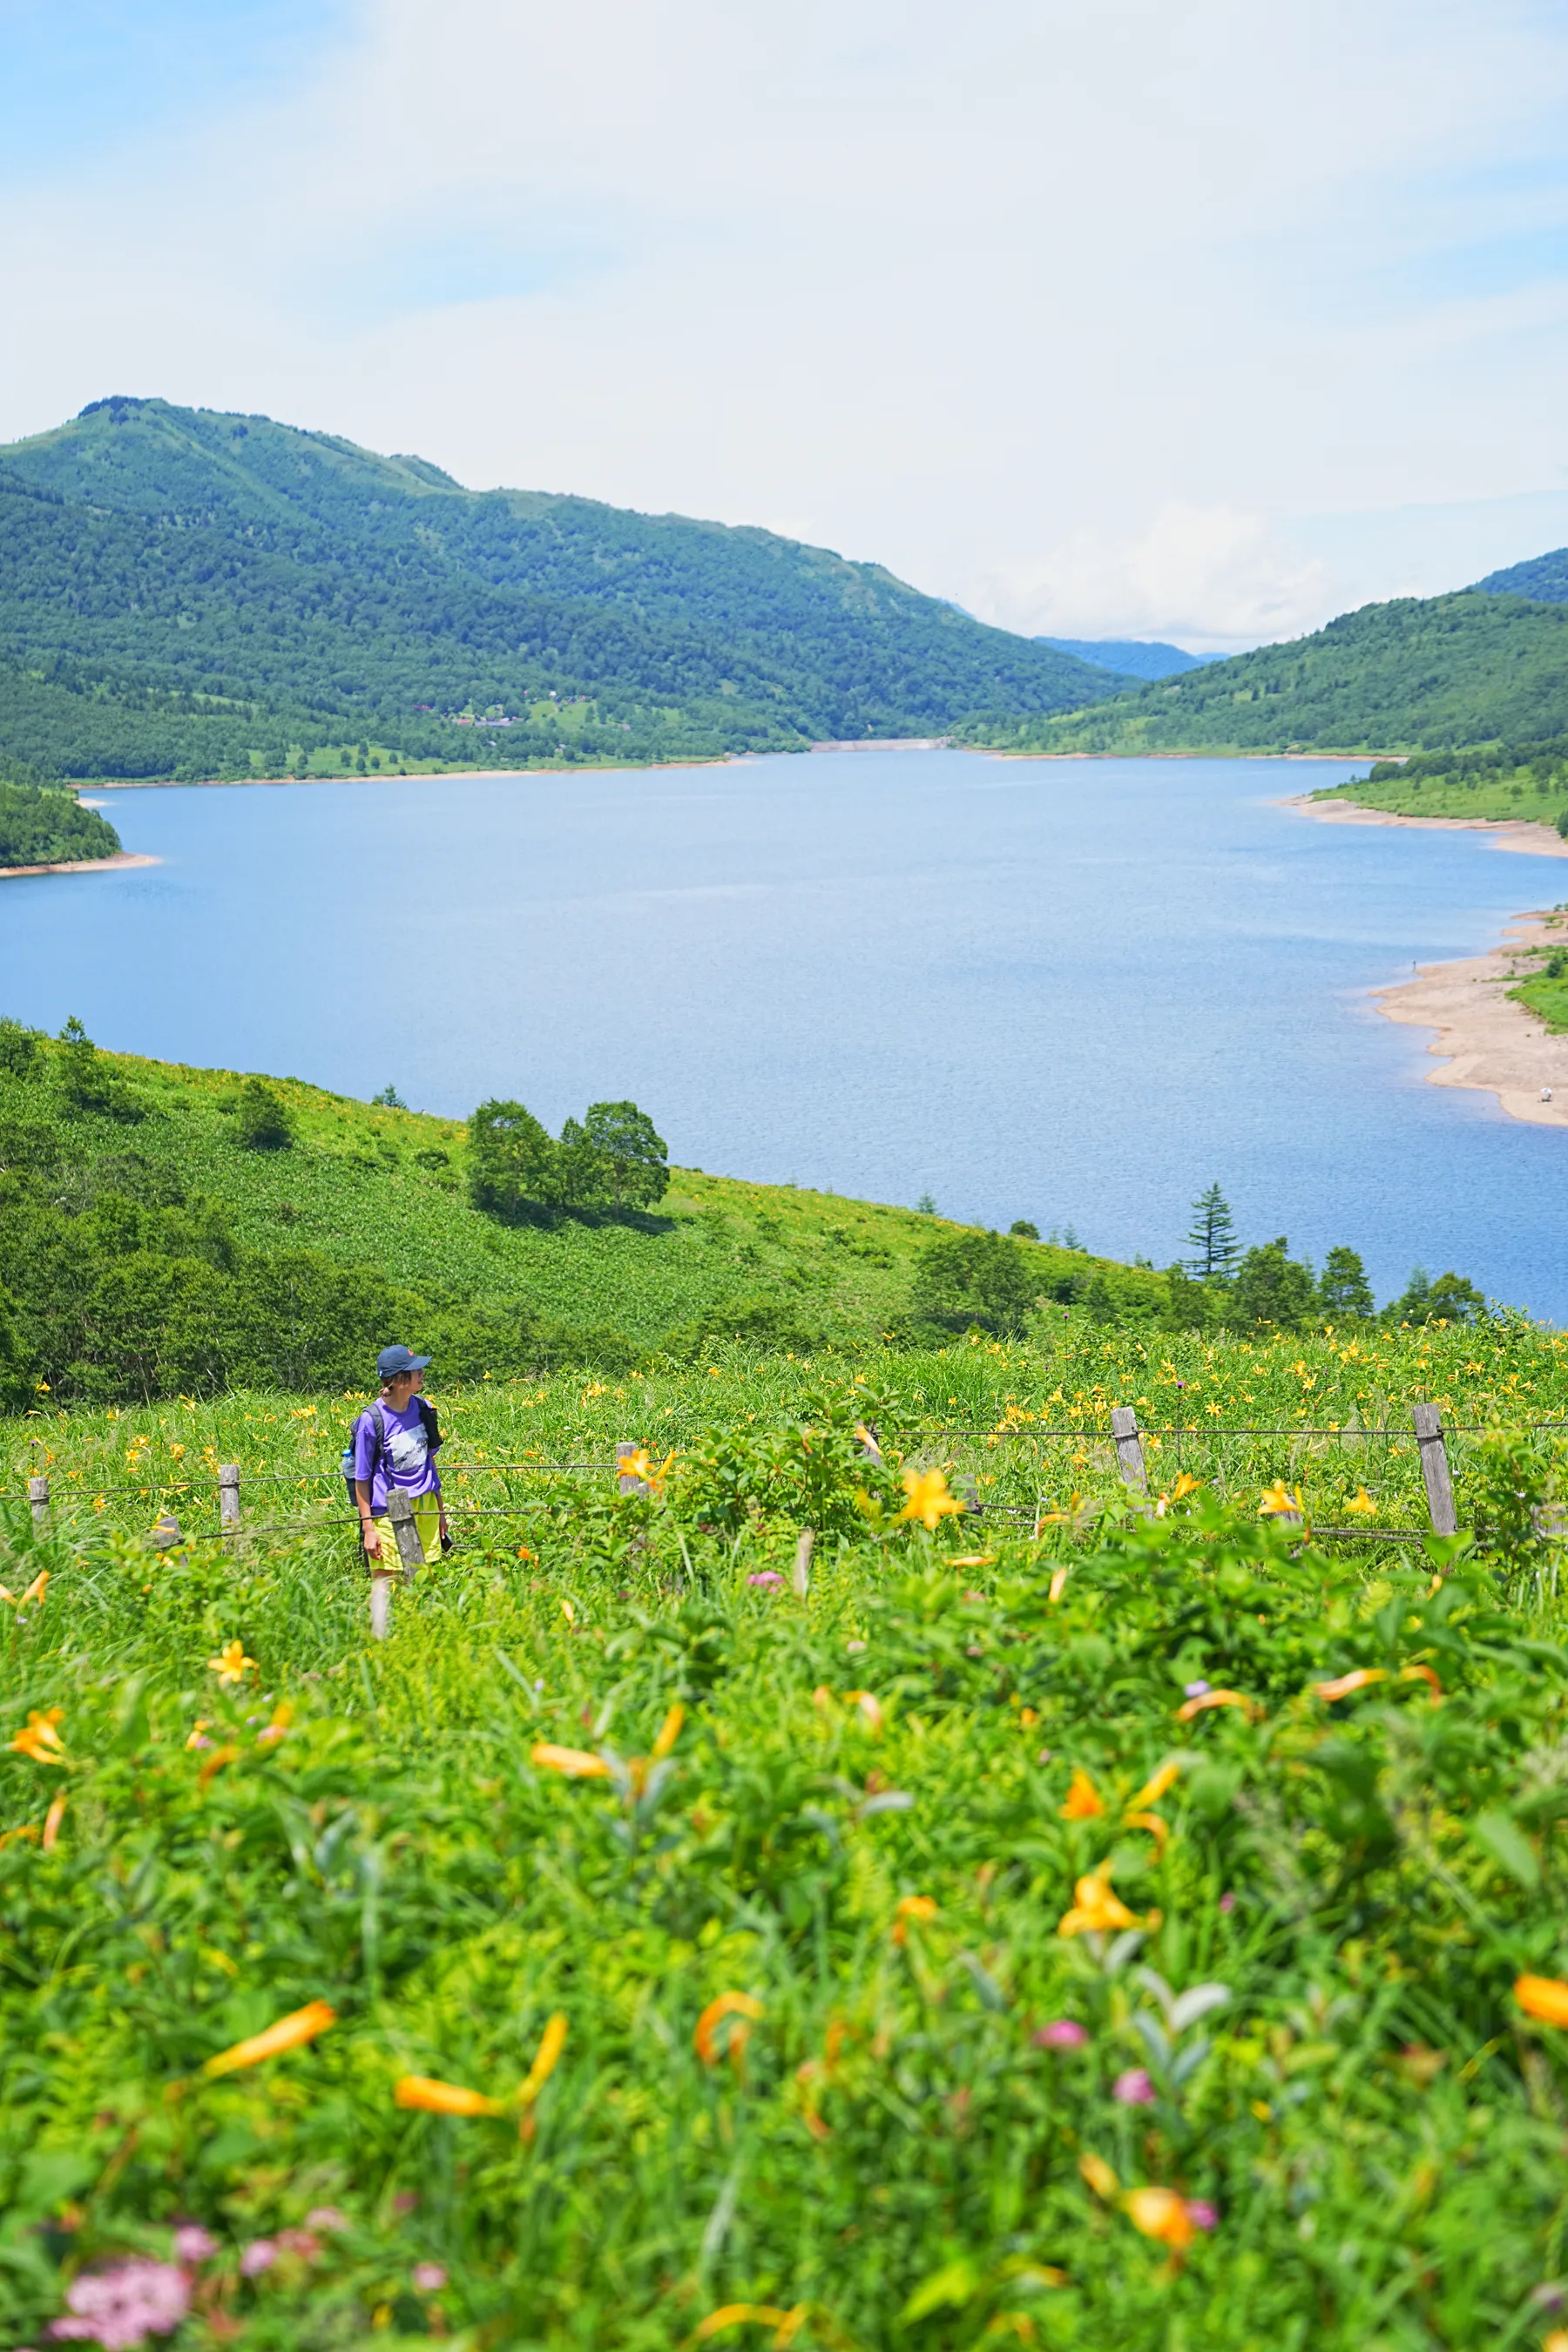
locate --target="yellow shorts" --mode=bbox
[369,1502,441,1566]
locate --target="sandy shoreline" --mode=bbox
[1283,792,1568,861]
[0,851,162,881]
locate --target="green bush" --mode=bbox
[910,1229,1037,1336]
[234,1078,294,1152]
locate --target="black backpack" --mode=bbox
[341,1397,441,1510]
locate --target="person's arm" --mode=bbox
[356,1477,382,1558]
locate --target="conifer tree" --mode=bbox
[1183,1183,1239,1282]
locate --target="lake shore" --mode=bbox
[1283,791,1568,861]
[1371,909,1568,1132]
[0,852,162,882]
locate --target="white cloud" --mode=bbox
[4,0,1568,644]
[966,504,1333,652]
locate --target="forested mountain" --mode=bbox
[1474,545,1568,602]
[958,588,1568,755]
[0,397,1123,781]
[1037,635,1212,679]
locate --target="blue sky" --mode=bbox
[4,0,1568,647]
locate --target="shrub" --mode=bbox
[233,1078,294,1152]
[909,1229,1036,1336]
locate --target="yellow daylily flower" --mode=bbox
[42,1791,67,1850]
[395,2075,504,2118]
[897,1468,963,1531]
[1344,1487,1377,1517]
[650,1704,686,1761]
[1125,1760,1182,1813]
[1124,1810,1169,1852]
[207,1639,257,1687]
[531,1743,610,1779]
[518,2011,569,2109]
[1313,1668,1387,1703]
[891,1894,938,1943]
[1058,1871,1139,1938]
[204,2000,336,2077]
[17,1571,48,1610]
[1174,1688,1254,1722]
[1078,2152,1119,2200]
[1259,1482,1303,1518]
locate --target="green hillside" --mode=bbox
[0,750,120,867]
[955,590,1568,757]
[0,398,1124,781]
[0,1021,1169,1405]
[1310,736,1568,824]
[1476,544,1568,601]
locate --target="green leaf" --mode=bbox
[1470,1809,1540,1890]
[901,2258,978,2324]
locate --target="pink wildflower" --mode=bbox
[239,2241,277,2278]
[412,2264,448,2293]
[1034,2019,1088,2050]
[747,1572,784,1589]
[1219,1890,1236,1913]
[50,2259,190,2348]
[1186,2200,1220,2230]
[275,2229,321,2260]
[1113,2067,1156,2105]
[172,2226,217,2265]
[305,2207,349,2234]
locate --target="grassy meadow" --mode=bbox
[8,1316,1568,2347]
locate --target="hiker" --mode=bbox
[352,1344,449,1567]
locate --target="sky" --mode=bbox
[5,0,1568,649]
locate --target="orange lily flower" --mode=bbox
[694,1990,763,2065]
[1125,2186,1193,2251]
[395,2075,504,2118]
[1313,1668,1387,1703]
[42,1791,67,1850]
[1517,1975,1568,2026]
[203,1999,336,2077]
[897,1468,963,1531]
[844,1690,884,1735]
[1400,1662,1443,1696]
[1059,1767,1105,1820]
[17,1570,49,1609]
[1058,1871,1139,1938]
[892,1894,938,1943]
[1174,1689,1254,1722]
[8,1708,66,1765]
[1047,1565,1070,1604]
[199,1744,240,1788]
[517,2012,569,2108]
[1125,1811,1169,1852]
[531,1742,610,1778]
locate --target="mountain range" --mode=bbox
[0,397,1130,781]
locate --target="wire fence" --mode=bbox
[3,1400,1527,1551]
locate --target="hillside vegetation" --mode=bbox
[956,591,1568,757]
[6,1317,1568,2345]
[1312,737,1568,825]
[0,399,1123,783]
[0,751,121,868]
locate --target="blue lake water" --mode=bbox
[3,750,1565,1316]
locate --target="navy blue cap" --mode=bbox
[377,1343,431,1378]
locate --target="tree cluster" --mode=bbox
[468,1098,670,1221]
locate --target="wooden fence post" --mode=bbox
[1110,1406,1147,1496]
[27,1476,49,1536]
[218,1465,241,1537]
[617,1441,649,1498]
[386,1490,423,1584]
[794,1528,814,1598]
[1413,1402,1458,1536]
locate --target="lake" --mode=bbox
[3,750,1565,1317]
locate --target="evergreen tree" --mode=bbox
[1184,1183,1239,1282]
[1318,1245,1375,1320]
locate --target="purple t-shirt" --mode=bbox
[352,1399,442,1513]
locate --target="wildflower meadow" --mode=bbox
[5,1325,1568,2348]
